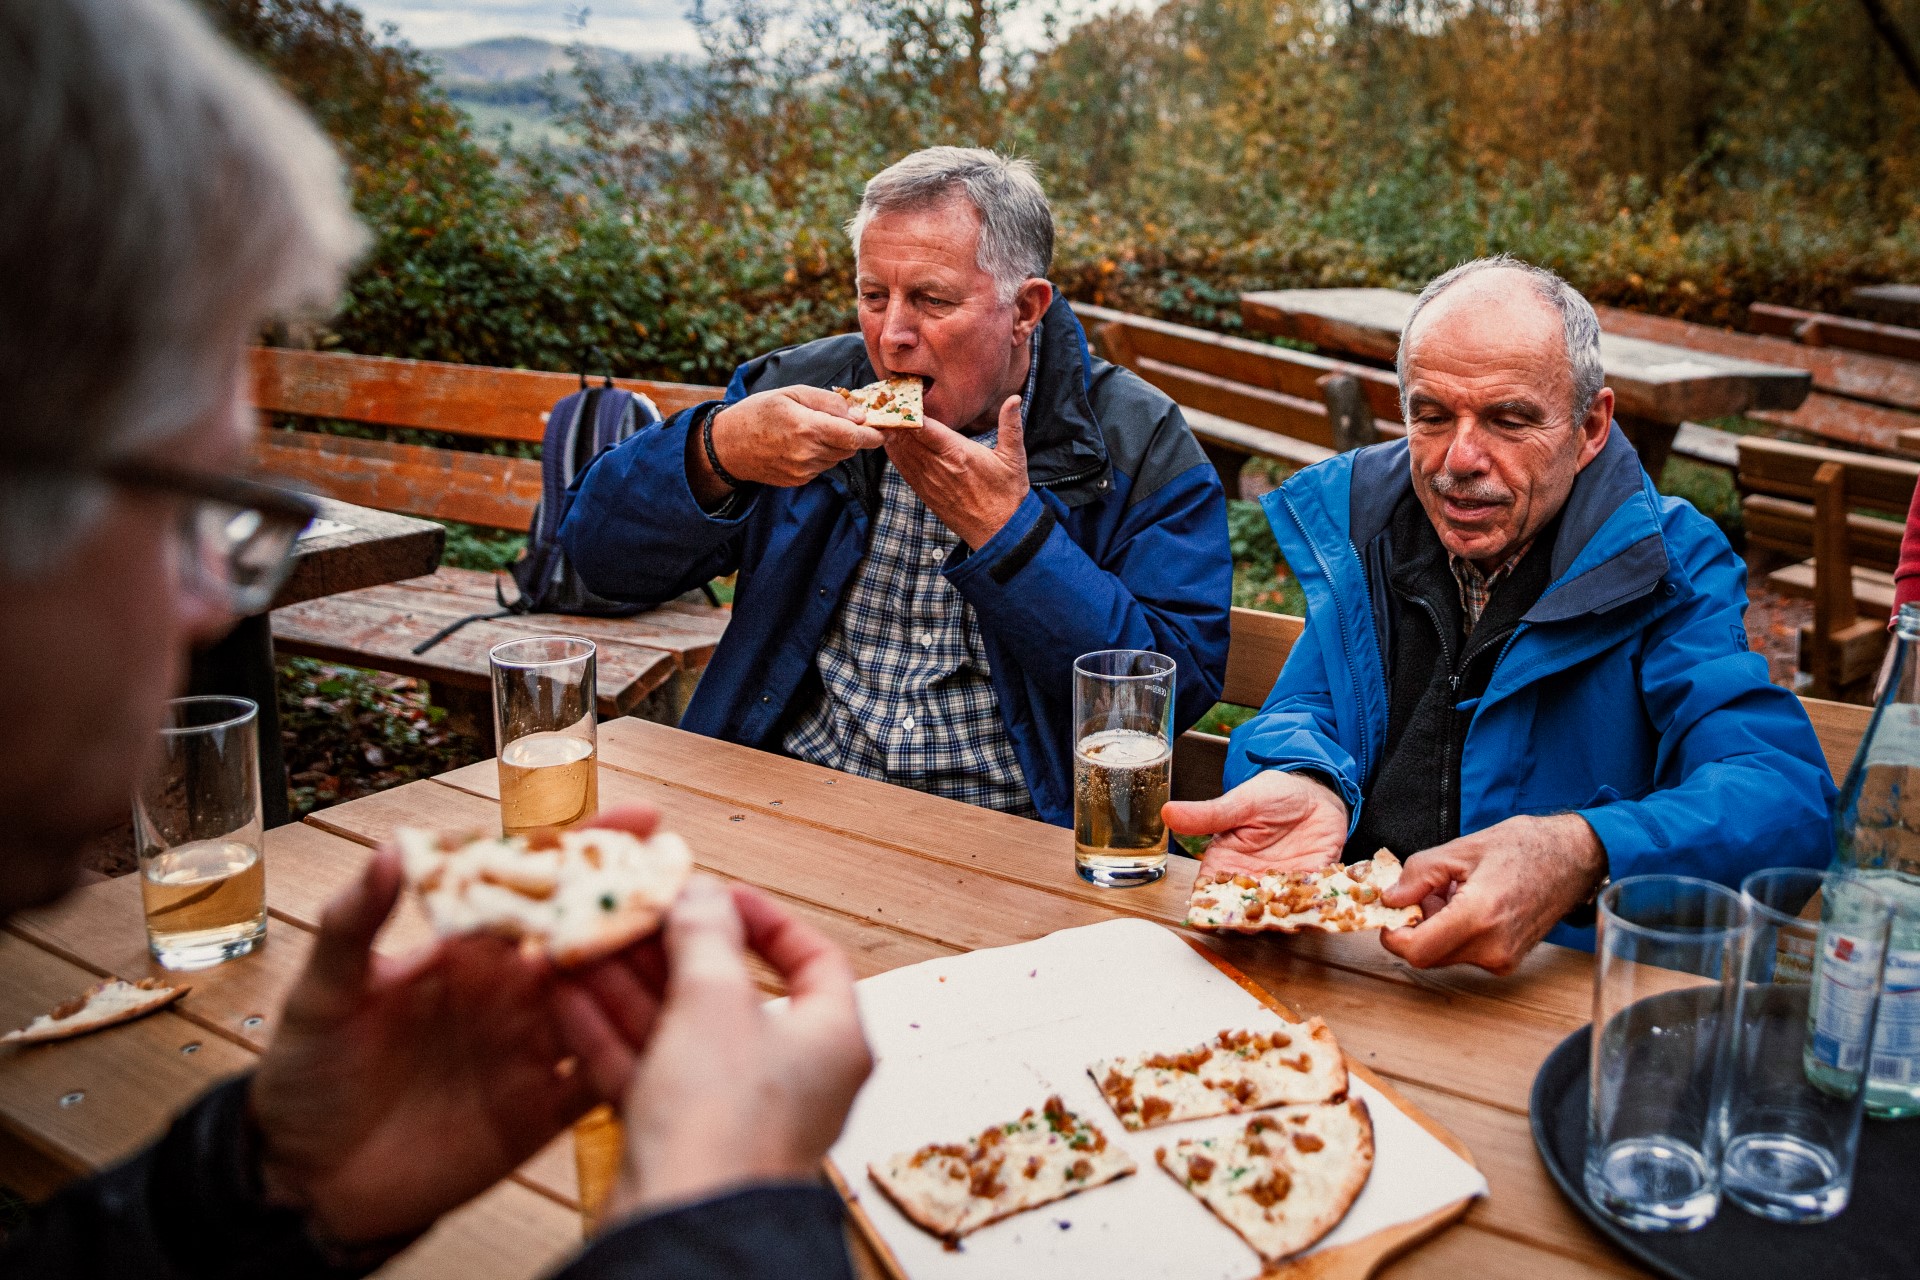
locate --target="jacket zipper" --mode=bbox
[1283,490,1373,780]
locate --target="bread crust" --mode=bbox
[3,978,187,1045]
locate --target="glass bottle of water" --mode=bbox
[1816,602,1920,1117]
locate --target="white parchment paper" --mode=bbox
[828,917,1487,1279]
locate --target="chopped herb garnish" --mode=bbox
[599,893,616,911]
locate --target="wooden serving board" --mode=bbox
[830,927,1480,1280]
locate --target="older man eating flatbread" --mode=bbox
[560,147,1232,826]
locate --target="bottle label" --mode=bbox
[1812,932,1885,1073]
[1870,949,1920,1086]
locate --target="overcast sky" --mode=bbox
[356,0,1127,58]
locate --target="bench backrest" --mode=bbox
[1168,602,1872,804]
[1072,303,1403,451]
[1736,436,1917,572]
[249,347,723,531]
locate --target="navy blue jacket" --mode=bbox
[559,292,1233,825]
[1229,428,1836,948]
[0,1076,852,1280]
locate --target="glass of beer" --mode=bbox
[490,636,599,838]
[1072,650,1176,886]
[132,696,267,970]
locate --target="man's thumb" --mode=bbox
[995,395,1025,461]
[1162,794,1243,837]
[1381,852,1453,909]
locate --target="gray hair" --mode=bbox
[1397,254,1606,424]
[846,147,1053,305]
[0,0,364,575]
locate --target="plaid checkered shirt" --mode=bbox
[1449,539,1534,634]
[781,337,1043,816]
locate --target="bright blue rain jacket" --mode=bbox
[1227,428,1836,948]
[558,293,1232,827]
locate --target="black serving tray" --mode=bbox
[1530,1021,1920,1280]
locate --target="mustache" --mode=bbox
[1426,471,1511,505]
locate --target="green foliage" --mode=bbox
[277,658,482,817]
[434,520,527,572]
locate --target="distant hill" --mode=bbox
[425,36,628,88]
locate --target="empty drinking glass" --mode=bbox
[1723,867,1892,1223]
[1586,875,1746,1232]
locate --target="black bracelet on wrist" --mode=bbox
[701,409,741,490]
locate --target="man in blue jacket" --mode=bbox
[1164,257,1835,972]
[561,148,1232,828]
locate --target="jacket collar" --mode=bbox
[830,288,1112,506]
[1338,424,1667,625]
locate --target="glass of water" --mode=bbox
[1072,650,1176,887]
[1723,867,1892,1223]
[1586,875,1746,1232]
[132,696,266,970]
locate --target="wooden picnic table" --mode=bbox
[1239,287,1813,478]
[190,496,446,827]
[0,718,1662,1280]
[1851,284,1920,330]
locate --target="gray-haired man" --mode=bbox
[562,147,1233,827]
[1164,256,1834,975]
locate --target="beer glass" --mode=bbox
[1072,649,1176,886]
[1586,876,1745,1233]
[132,696,266,970]
[490,636,599,838]
[1723,867,1892,1223]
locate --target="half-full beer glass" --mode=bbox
[133,696,266,970]
[1072,650,1176,886]
[490,636,599,838]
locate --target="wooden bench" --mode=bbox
[249,346,731,738]
[1070,303,1403,496]
[1737,436,1919,698]
[1749,302,1920,366]
[1169,605,1872,803]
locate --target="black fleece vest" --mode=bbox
[1343,494,1562,862]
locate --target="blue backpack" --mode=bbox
[412,377,669,655]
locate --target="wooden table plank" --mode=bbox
[1852,283,1920,329]
[1239,287,1812,422]
[9,875,310,1051]
[275,498,447,611]
[373,1178,582,1280]
[0,934,253,1179]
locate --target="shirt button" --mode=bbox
[917,633,932,647]
[902,715,915,730]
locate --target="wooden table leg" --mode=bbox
[188,613,290,828]
[1615,414,1679,482]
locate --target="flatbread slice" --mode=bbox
[3,977,186,1045]
[1157,1099,1375,1262]
[1089,1020,1347,1130]
[834,375,923,427]
[397,825,693,967]
[868,1095,1136,1246]
[1187,848,1422,934]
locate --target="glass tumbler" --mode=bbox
[1586,875,1746,1232]
[1722,867,1892,1223]
[132,696,266,970]
[1071,650,1176,886]
[490,636,599,839]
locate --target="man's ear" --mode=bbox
[1012,278,1052,344]
[1575,386,1615,471]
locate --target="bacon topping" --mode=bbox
[1187,1154,1215,1183]
[1292,1132,1325,1153]
[1139,1096,1172,1125]
[1247,1169,1293,1208]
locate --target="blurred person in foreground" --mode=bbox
[1164,257,1836,974]
[0,1,869,1276]
[558,147,1232,826]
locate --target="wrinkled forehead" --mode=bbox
[854,197,989,289]
[1401,276,1573,408]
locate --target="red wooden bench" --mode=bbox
[249,347,730,739]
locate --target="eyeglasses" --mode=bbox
[101,461,319,613]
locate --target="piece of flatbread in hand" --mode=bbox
[1186,848,1422,934]
[834,375,924,427]
[868,1095,1136,1246]
[397,826,693,967]
[1157,1099,1375,1263]
[1089,1020,1347,1130]
[3,977,187,1045]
